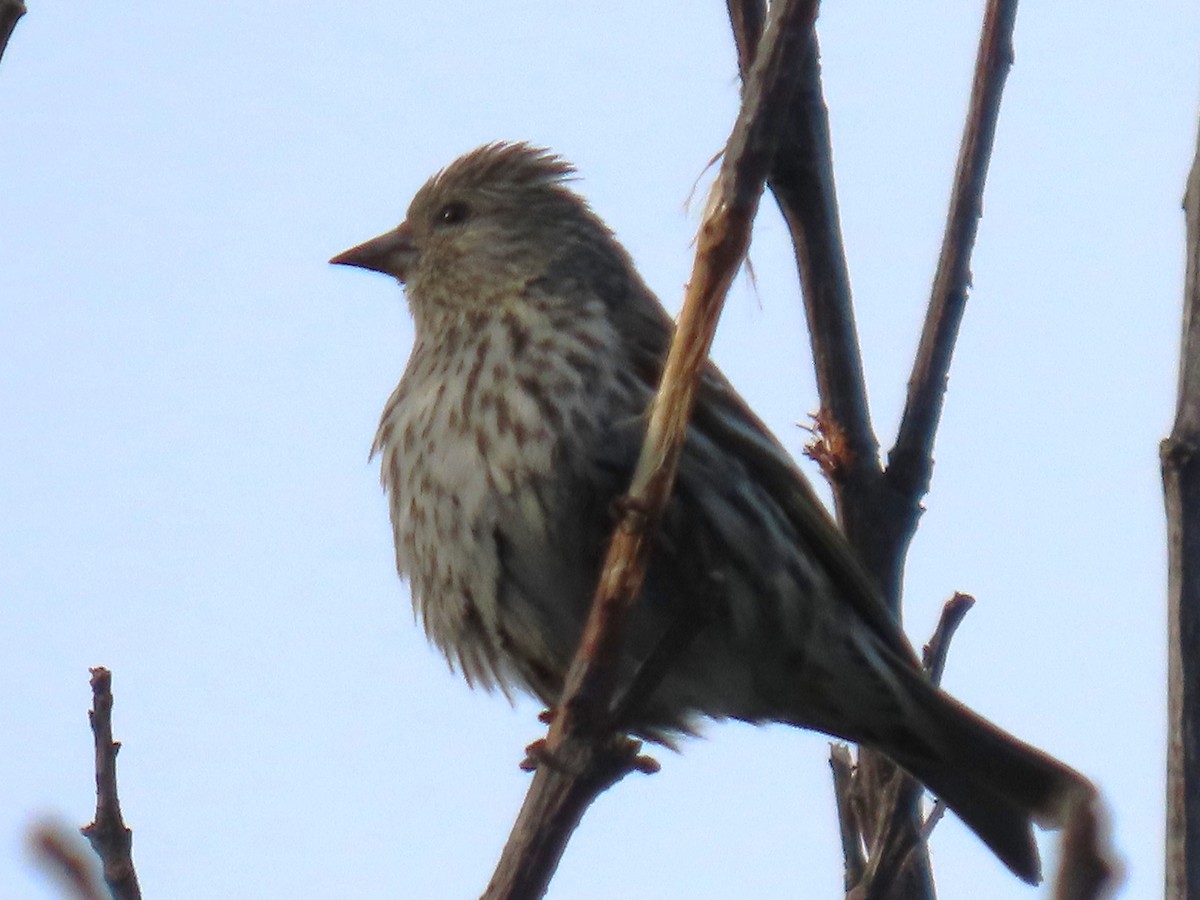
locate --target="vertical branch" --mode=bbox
[81,668,142,900]
[728,0,886,558]
[920,592,975,686]
[1163,113,1200,899]
[830,744,867,889]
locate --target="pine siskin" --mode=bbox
[331,142,1093,883]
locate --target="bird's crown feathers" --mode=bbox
[424,141,576,201]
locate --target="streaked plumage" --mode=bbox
[331,142,1093,884]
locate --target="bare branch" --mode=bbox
[724,0,765,91]
[732,3,1113,898]
[921,592,976,686]
[81,668,142,900]
[727,0,880,509]
[856,769,926,900]
[847,4,1023,895]
[767,38,879,488]
[834,594,975,900]
[847,593,974,897]
[0,0,24,67]
[727,2,930,896]
[830,744,866,890]
[888,0,1020,509]
[481,3,820,897]
[1163,111,1200,899]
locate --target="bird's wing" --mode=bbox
[607,280,920,668]
[687,369,923,668]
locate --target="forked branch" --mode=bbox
[726,1,1112,898]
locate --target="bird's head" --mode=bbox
[331,142,617,319]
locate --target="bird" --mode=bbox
[330,141,1094,884]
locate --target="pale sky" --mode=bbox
[3,3,1198,898]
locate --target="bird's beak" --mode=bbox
[329,222,417,282]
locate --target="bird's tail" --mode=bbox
[881,662,1096,884]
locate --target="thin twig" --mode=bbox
[830,744,866,890]
[480,3,820,897]
[858,592,977,898]
[840,591,976,900]
[856,593,976,895]
[81,668,142,900]
[921,591,976,686]
[888,0,1020,510]
[1162,107,1200,900]
[853,593,975,894]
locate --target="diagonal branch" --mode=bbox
[480,2,820,897]
[725,0,766,97]
[857,593,976,897]
[837,594,977,900]
[921,591,975,687]
[728,0,879,501]
[887,0,1020,511]
[766,34,878,486]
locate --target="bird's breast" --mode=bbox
[371,306,630,674]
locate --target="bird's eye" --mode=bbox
[435,201,470,227]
